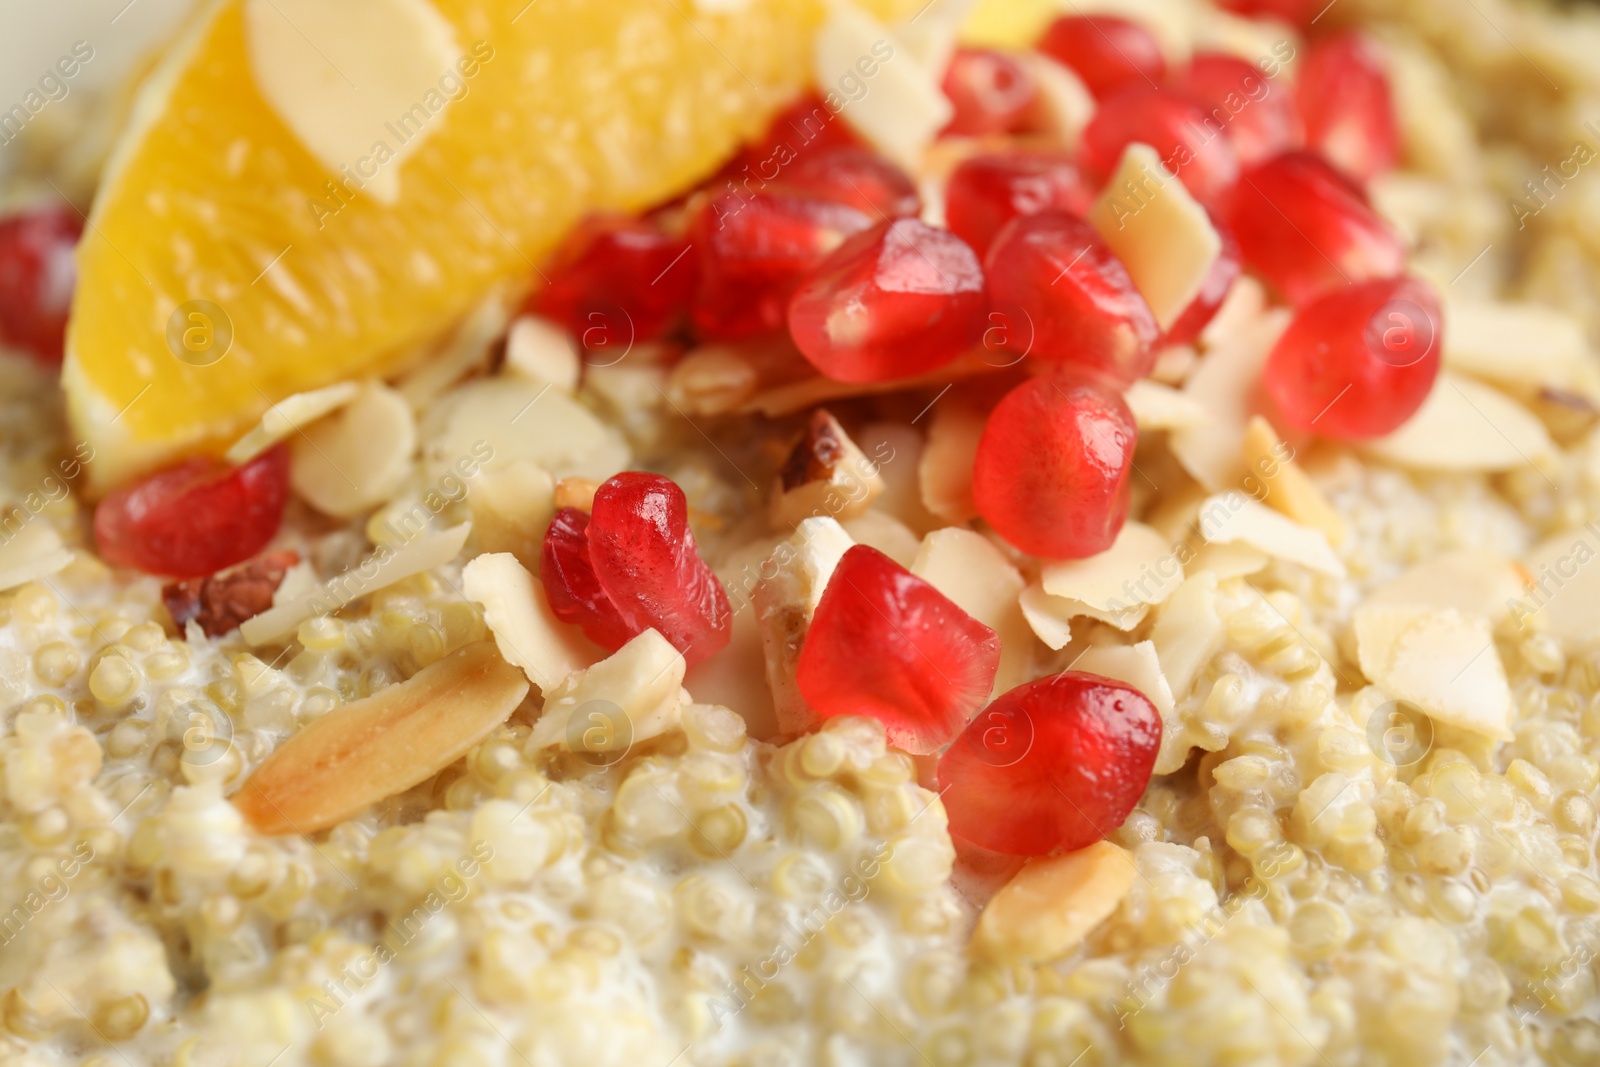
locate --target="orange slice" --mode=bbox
[65,0,919,491]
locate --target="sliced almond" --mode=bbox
[462,553,595,693]
[240,522,472,646]
[1151,571,1224,704]
[1017,52,1095,147]
[423,377,630,483]
[912,528,1033,694]
[753,517,855,736]
[1365,548,1524,624]
[815,8,949,169]
[0,524,73,592]
[972,841,1135,965]
[504,314,581,392]
[291,382,418,518]
[1040,522,1182,613]
[1199,492,1344,578]
[1073,639,1175,734]
[1516,528,1600,644]
[770,409,886,528]
[225,382,360,465]
[743,353,997,418]
[553,477,600,513]
[1089,142,1222,331]
[1126,378,1209,432]
[234,641,528,835]
[529,629,686,754]
[1188,541,1270,581]
[1241,417,1346,547]
[666,345,761,416]
[918,396,986,523]
[1362,373,1556,473]
[395,292,511,409]
[841,510,921,568]
[1352,604,1514,741]
[1170,305,1291,490]
[1019,585,1084,650]
[468,460,556,571]
[856,422,939,535]
[1443,299,1593,396]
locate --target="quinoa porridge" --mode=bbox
[2,0,1600,1064]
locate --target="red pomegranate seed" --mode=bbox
[943,152,1094,258]
[1036,16,1166,100]
[796,545,1000,754]
[1163,212,1241,345]
[541,506,639,652]
[1298,31,1400,183]
[1264,274,1441,439]
[94,446,291,580]
[1080,85,1241,206]
[1171,52,1301,166]
[532,215,695,351]
[729,92,860,181]
[0,205,82,365]
[780,147,920,219]
[1228,151,1405,305]
[983,212,1159,384]
[940,48,1038,137]
[788,219,986,384]
[938,671,1161,855]
[586,472,731,665]
[972,376,1136,559]
[690,192,873,339]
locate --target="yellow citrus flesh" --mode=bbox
[66,0,917,490]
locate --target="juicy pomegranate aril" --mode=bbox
[789,219,986,384]
[796,545,1000,754]
[972,376,1137,559]
[690,192,872,339]
[542,506,638,652]
[1264,275,1442,439]
[0,205,82,364]
[1228,151,1405,305]
[1297,31,1400,183]
[983,212,1159,384]
[1172,52,1301,166]
[1036,15,1166,100]
[94,445,291,579]
[940,48,1038,138]
[944,152,1094,258]
[780,147,920,219]
[1080,85,1241,205]
[532,215,695,347]
[939,671,1161,855]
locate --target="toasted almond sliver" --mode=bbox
[1199,492,1344,578]
[918,396,986,524]
[841,510,921,568]
[1019,585,1148,649]
[1040,522,1181,611]
[240,522,472,646]
[0,524,73,592]
[225,382,360,465]
[973,842,1136,964]
[1171,304,1291,491]
[1151,571,1224,704]
[1352,604,1514,741]
[504,314,581,392]
[234,641,528,835]
[291,382,418,519]
[1241,416,1347,547]
[1362,373,1555,473]
[529,629,686,753]
[912,528,1033,694]
[1443,300,1591,395]
[1365,548,1524,624]
[1089,143,1222,331]
[1517,528,1600,644]
[462,553,595,693]
[1188,541,1270,581]
[1126,378,1209,432]
[743,353,997,417]
[815,7,949,169]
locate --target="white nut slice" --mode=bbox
[504,314,581,392]
[1016,52,1095,148]
[225,382,360,465]
[919,397,986,524]
[1352,604,1514,741]
[1240,417,1346,548]
[912,528,1032,694]
[1040,522,1183,614]
[0,524,73,592]
[1515,527,1600,644]
[1443,299,1593,396]
[468,460,556,571]
[770,409,886,529]
[815,7,949,169]
[1170,304,1291,491]
[529,629,686,755]
[1362,373,1556,473]
[423,377,630,483]
[973,842,1136,965]
[291,382,418,518]
[666,345,761,416]
[234,641,528,835]
[462,552,595,693]
[753,517,855,736]
[1199,492,1344,579]
[1364,548,1524,624]
[1151,571,1224,707]
[1126,379,1209,432]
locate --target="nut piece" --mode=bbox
[1362,372,1556,473]
[225,382,360,465]
[164,550,301,639]
[1199,492,1344,578]
[753,517,855,736]
[504,314,580,392]
[528,629,686,754]
[973,841,1136,965]
[462,552,595,693]
[554,477,600,512]
[1241,417,1346,547]
[1170,303,1292,491]
[469,460,555,572]
[291,382,418,518]
[918,397,986,523]
[0,523,73,593]
[234,641,529,835]
[666,345,760,416]
[911,528,1032,695]
[770,409,886,528]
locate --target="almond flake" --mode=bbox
[743,354,996,418]
[841,510,921,568]
[918,396,985,524]
[1170,305,1291,490]
[395,294,512,409]
[1443,299,1595,397]
[1151,571,1224,703]
[667,345,761,416]
[1126,379,1209,432]
[240,522,472,646]
[1199,492,1344,578]
[225,382,360,465]
[164,550,300,639]
[553,477,600,513]
[1188,541,1270,581]
[0,524,73,592]
[528,629,686,754]
[1040,522,1182,612]
[1364,548,1524,624]
[1072,640,1176,731]
[233,641,529,835]
[912,528,1033,693]
[1362,372,1556,473]
[815,8,950,169]
[1352,604,1514,741]
[1090,143,1222,331]
[423,377,630,483]
[468,460,555,571]
[1018,585,1081,651]
[973,842,1136,964]
[754,517,855,736]
[1241,416,1346,547]
[291,382,417,518]
[463,552,594,693]
[1516,527,1600,644]
[504,315,581,392]
[770,409,886,528]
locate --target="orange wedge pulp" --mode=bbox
[64,0,923,491]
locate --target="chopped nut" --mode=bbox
[666,345,761,416]
[164,550,301,639]
[462,552,595,693]
[233,641,529,835]
[1017,51,1093,147]
[528,629,686,754]
[422,377,630,484]
[1363,373,1556,473]
[770,409,886,528]
[1353,604,1514,741]
[504,314,580,392]
[753,517,855,736]
[840,510,921,567]
[973,841,1136,964]
[918,396,986,523]
[1126,378,1209,432]
[290,382,418,518]
[0,524,73,593]
[1199,492,1345,578]
[554,477,601,512]
[1170,304,1291,490]
[225,382,360,465]
[1241,417,1347,547]
[469,460,556,571]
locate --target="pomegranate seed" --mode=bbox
[796,545,1000,754]
[533,215,695,352]
[943,152,1094,258]
[1080,85,1241,206]
[788,219,986,384]
[938,671,1161,855]
[983,212,1159,384]
[1227,151,1405,305]
[1171,52,1301,166]
[939,48,1038,137]
[94,446,291,580]
[690,192,872,339]
[1298,31,1400,183]
[1036,16,1166,100]
[541,507,639,652]
[1163,212,1241,345]
[1264,274,1441,439]
[972,376,1136,559]
[731,92,860,180]
[0,205,82,365]
[586,472,731,665]
[780,147,920,219]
